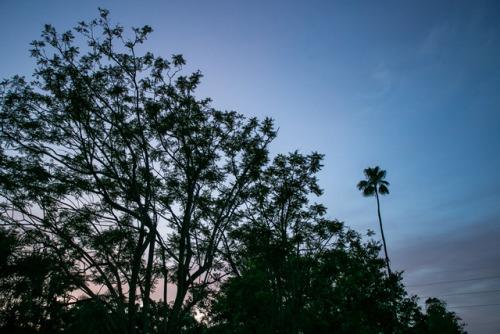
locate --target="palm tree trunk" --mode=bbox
[375,190,392,276]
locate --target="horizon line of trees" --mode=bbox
[0,9,466,334]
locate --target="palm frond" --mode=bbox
[363,187,375,197]
[357,180,368,191]
[378,184,389,195]
[359,166,389,196]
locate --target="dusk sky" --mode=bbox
[1,1,499,332]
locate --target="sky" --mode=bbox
[1,0,499,332]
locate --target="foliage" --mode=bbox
[208,154,419,333]
[357,166,390,198]
[208,157,466,334]
[409,298,467,334]
[0,8,274,334]
[0,227,76,333]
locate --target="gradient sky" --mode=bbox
[1,1,499,332]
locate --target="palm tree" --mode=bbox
[357,166,392,276]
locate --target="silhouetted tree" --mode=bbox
[410,298,467,334]
[0,9,275,334]
[208,155,421,334]
[0,227,77,333]
[209,227,422,334]
[229,151,335,333]
[357,166,392,276]
[424,298,466,333]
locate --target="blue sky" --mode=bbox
[1,1,499,332]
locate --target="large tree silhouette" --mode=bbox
[0,9,275,334]
[357,166,392,276]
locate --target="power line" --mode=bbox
[448,303,500,309]
[416,301,500,310]
[406,275,500,287]
[404,267,500,276]
[439,289,500,297]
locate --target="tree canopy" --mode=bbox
[0,9,467,334]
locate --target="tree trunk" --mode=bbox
[375,190,392,276]
[142,222,157,334]
[127,226,146,334]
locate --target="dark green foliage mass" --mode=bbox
[0,10,466,334]
[206,154,465,334]
[410,298,467,334]
[0,8,274,334]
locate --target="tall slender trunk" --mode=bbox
[142,223,157,334]
[375,189,392,276]
[127,227,145,334]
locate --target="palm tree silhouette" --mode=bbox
[357,166,392,276]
